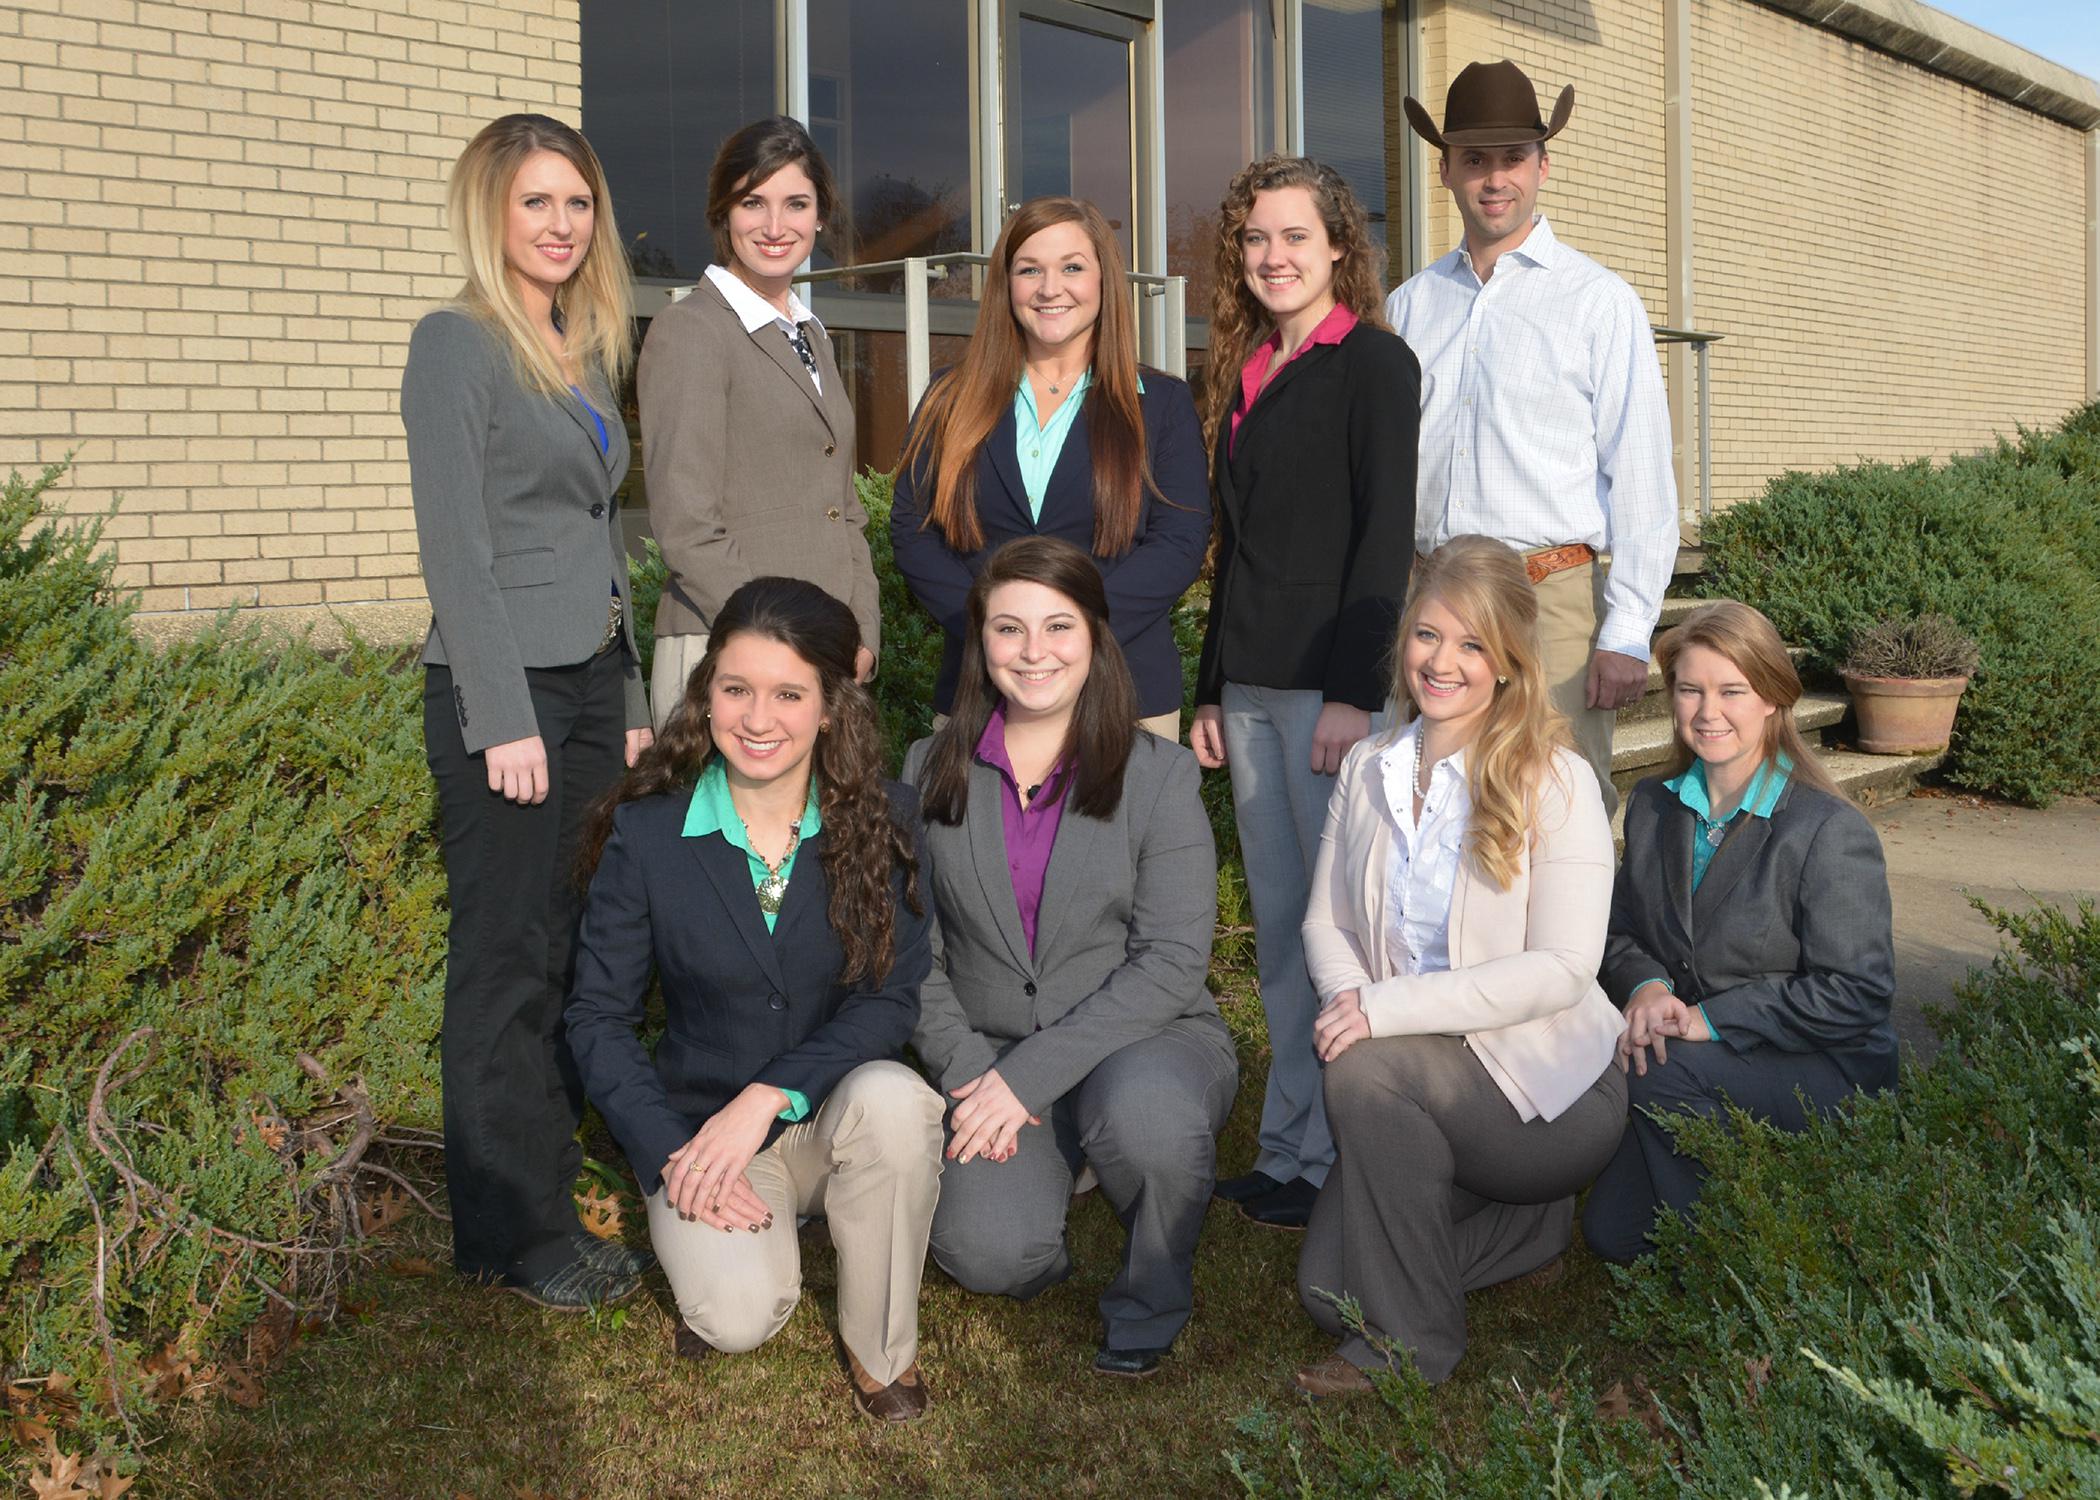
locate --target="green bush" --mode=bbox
[1698,398,2100,804]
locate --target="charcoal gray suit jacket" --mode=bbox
[1603,774,1898,1089]
[401,308,647,753]
[904,730,1228,1114]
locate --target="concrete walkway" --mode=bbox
[1870,792,2100,1062]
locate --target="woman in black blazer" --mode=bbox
[565,578,944,1422]
[402,114,652,1310]
[1190,156,1420,1230]
[1581,601,1898,1262]
[906,538,1235,1381]
[890,196,1209,737]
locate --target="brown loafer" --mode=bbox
[673,1322,715,1361]
[1293,1353,1375,1398]
[848,1353,931,1423]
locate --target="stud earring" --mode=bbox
[1496,675,1509,685]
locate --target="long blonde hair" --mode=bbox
[895,197,1158,556]
[1390,537,1572,892]
[444,113,635,399]
[1201,155,1389,459]
[1656,601,1839,797]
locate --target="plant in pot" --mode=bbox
[1840,613,1980,754]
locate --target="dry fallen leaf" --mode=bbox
[1593,1380,1630,1422]
[97,1470,136,1500]
[1743,1354,1773,1404]
[388,1255,441,1278]
[27,1439,92,1500]
[357,1183,411,1236]
[215,1360,264,1410]
[575,1182,625,1241]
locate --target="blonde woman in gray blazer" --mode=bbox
[907,538,1236,1382]
[402,116,653,1310]
[639,116,879,726]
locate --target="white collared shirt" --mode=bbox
[1385,215,1676,660]
[703,262,823,394]
[1376,721,1471,978]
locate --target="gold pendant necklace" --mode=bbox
[740,817,803,916]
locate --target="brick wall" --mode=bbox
[0,0,580,638]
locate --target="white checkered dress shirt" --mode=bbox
[1386,216,1677,660]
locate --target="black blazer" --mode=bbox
[890,373,1210,718]
[564,781,931,1195]
[1604,774,1898,1090]
[1195,322,1420,710]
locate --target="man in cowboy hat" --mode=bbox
[1386,59,1678,814]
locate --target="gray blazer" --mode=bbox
[1603,774,1898,1089]
[401,308,646,753]
[637,276,880,656]
[904,731,1227,1114]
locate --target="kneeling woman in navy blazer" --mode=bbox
[566,577,944,1422]
[890,196,1209,738]
[1581,601,1896,1263]
[908,537,1236,1379]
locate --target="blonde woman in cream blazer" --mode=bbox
[1290,537,1628,1396]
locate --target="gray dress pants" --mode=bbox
[931,1017,1238,1351]
[1298,1034,1628,1382]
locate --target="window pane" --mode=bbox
[582,1,777,283]
[1303,0,1400,267]
[1164,0,1275,313]
[1012,17,1135,265]
[835,329,971,475]
[809,0,973,295]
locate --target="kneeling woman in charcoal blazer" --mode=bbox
[1580,601,1896,1263]
[907,537,1236,1380]
[1292,537,1628,1395]
[566,577,944,1422]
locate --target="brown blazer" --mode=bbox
[637,275,880,655]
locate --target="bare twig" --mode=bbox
[55,1124,142,1450]
[354,1160,451,1222]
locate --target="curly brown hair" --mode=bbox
[1200,155,1390,459]
[579,577,920,984]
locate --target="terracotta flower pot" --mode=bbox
[1840,672,1970,754]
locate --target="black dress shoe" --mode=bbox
[1239,1175,1319,1230]
[573,1231,655,1278]
[1093,1344,1169,1379]
[1212,1169,1284,1204]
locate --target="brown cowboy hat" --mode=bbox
[1403,60,1574,151]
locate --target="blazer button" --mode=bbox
[826,506,842,521]
[767,993,787,1012]
[1023,981,1037,997]
[824,442,836,456]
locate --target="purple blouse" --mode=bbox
[975,705,1069,956]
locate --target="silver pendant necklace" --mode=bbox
[740,816,803,916]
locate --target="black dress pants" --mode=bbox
[423,649,629,1283]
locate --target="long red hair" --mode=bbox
[895,197,1157,556]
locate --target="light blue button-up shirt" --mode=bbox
[1013,369,1093,523]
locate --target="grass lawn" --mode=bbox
[151,987,1665,1498]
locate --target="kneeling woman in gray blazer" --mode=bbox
[1293,537,1628,1395]
[565,578,944,1423]
[908,537,1236,1380]
[1581,601,1896,1263]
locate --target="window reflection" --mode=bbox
[835,330,972,476]
[1164,0,1275,313]
[582,0,777,283]
[1303,0,1401,274]
[1013,17,1135,265]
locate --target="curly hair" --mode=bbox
[578,578,920,984]
[1200,154,1389,458]
[1385,536,1573,892]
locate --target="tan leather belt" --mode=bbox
[1523,542,1595,585]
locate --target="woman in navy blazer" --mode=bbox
[890,196,1209,736]
[565,577,944,1422]
[1581,601,1897,1263]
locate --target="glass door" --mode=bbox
[1003,0,1142,266]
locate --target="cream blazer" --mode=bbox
[1302,738,1622,1122]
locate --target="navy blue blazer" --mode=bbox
[564,780,931,1195]
[1604,774,1898,1090]
[889,372,1210,718]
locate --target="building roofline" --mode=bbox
[1756,0,2100,130]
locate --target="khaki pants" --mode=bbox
[932,710,1182,743]
[644,1060,943,1384]
[1531,560,1618,817]
[649,631,710,733]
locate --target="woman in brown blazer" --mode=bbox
[638,115,880,726]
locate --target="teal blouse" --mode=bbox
[681,758,824,1120]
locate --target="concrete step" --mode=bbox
[1616,643,1815,723]
[1611,690,1848,783]
[1611,745,1947,845]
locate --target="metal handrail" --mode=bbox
[1654,327,1726,525]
